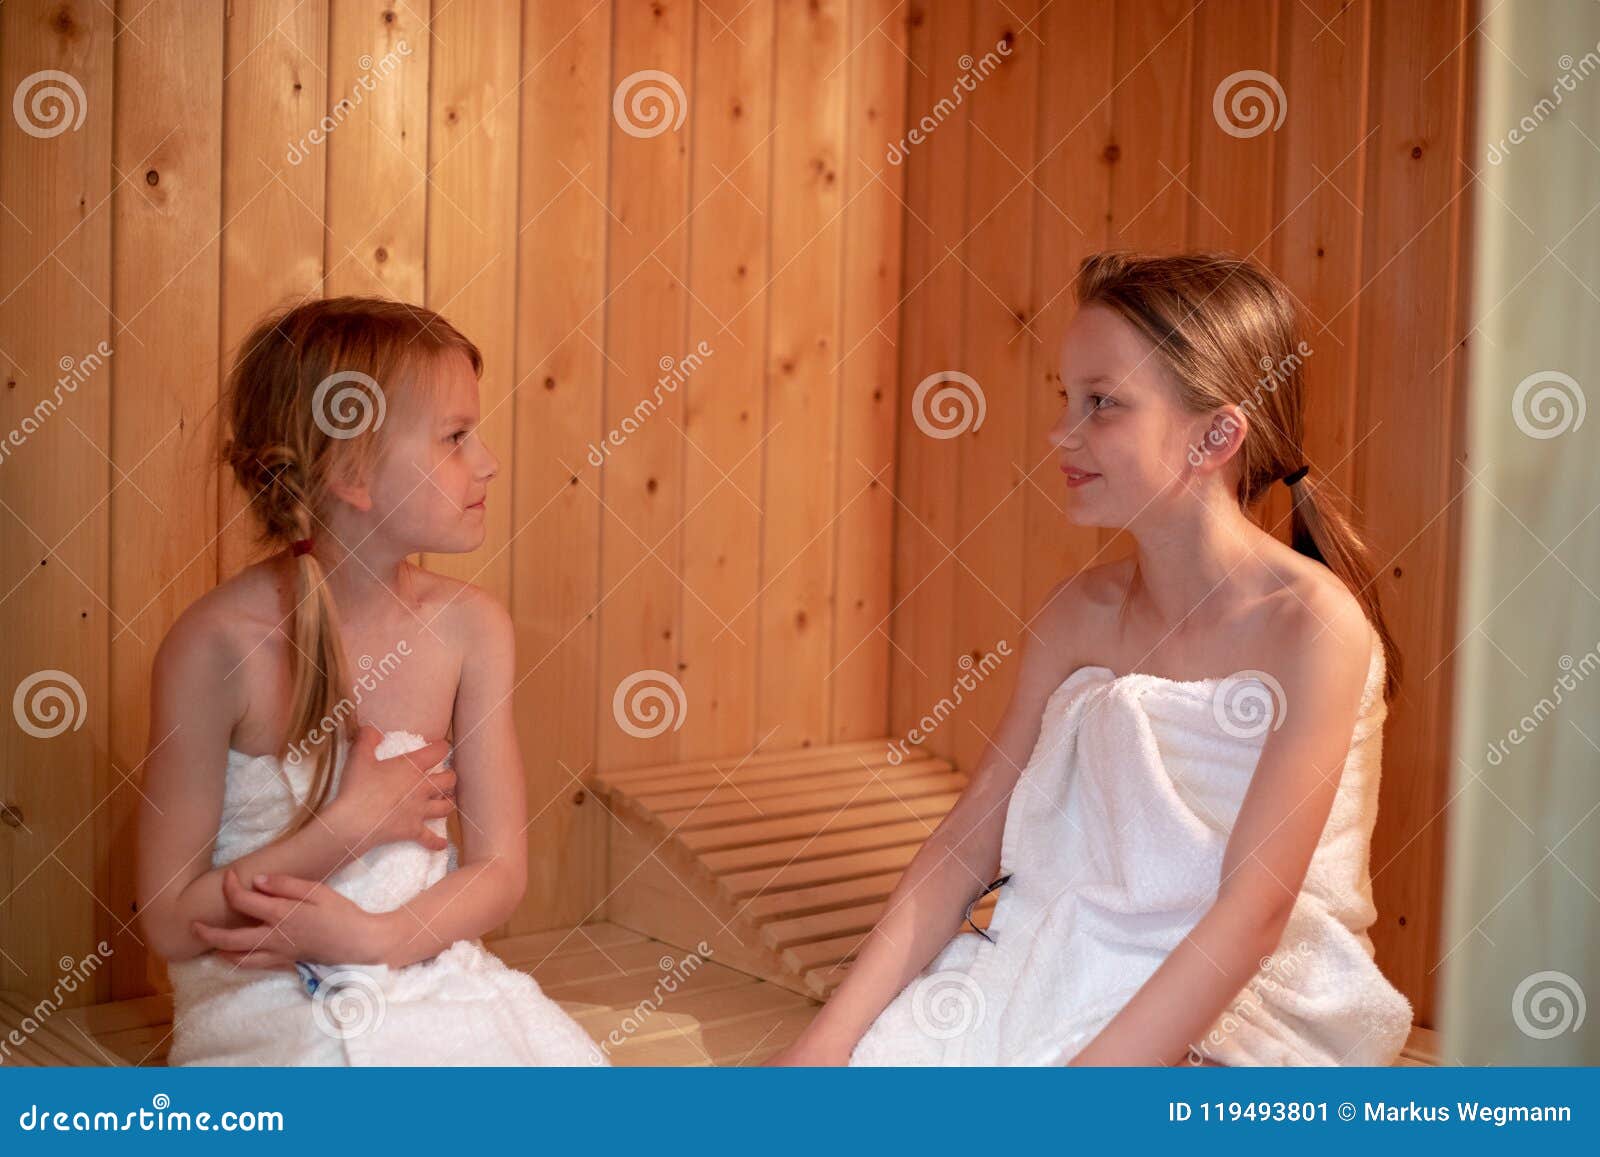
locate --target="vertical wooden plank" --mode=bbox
[830,0,908,743]
[949,1,1040,776]
[598,0,694,770]
[218,0,329,579]
[1269,0,1371,551]
[1101,0,1194,557]
[109,0,225,998]
[757,0,849,750]
[0,0,113,1002]
[422,0,521,608]
[1351,0,1473,1027]
[323,0,427,301]
[509,0,612,930]
[1021,0,1115,621]
[888,0,972,756]
[678,0,774,760]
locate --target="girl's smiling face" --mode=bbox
[1048,303,1216,530]
[351,346,500,556]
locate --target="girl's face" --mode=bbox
[356,347,499,556]
[1047,303,1214,530]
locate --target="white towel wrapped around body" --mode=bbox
[850,630,1413,1066]
[167,730,607,1066]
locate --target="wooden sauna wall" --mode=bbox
[888,0,1476,1027]
[0,0,909,1002]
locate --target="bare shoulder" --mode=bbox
[1260,559,1374,696]
[410,567,515,661]
[152,562,283,713]
[1032,557,1132,648]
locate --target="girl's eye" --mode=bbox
[1090,393,1116,411]
[448,429,469,445]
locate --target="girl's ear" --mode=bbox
[1186,403,1249,477]
[325,461,373,513]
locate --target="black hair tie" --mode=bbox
[1281,465,1310,488]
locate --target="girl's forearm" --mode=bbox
[801,836,987,1050]
[1068,895,1282,1066]
[154,807,365,960]
[372,859,523,969]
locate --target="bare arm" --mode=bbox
[1068,596,1373,1065]
[371,592,528,968]
[777,583,1080,1061]
[137,609,453,964]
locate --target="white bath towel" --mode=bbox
[850,629,1414,1066]
[167,729,607,1066]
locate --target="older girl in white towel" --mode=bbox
[770,251,1413,1067]
[135,298,604,1066]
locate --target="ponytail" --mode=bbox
[1285,470,1402,703]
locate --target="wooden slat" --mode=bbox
[680,791,959,852]
[605,749,937,799]
[701,817,942,874]
[761,901,885,950]
[0,992,122,1066]
[740,870,904,921]
[597,737,897,789]
[720,843,919,899]
[486,921,648,970]
[633,757,948,811]
[657,770,966,830]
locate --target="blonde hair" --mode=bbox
[220,296,482,832]
[1074,251,1401,703]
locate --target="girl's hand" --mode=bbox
[191,868,395,970]
[323,724,455,857]
[763,1033,855,1067]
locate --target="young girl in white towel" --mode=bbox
[771,250,1413,1067]
[135,297,605,1065]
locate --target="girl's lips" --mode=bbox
[466,499,486,510]
[1061,466,1100,488]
